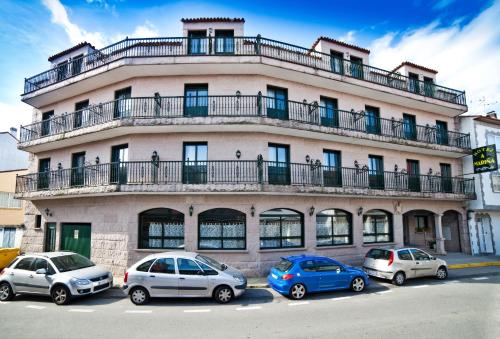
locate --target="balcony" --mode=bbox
[23,36,466,107]
[15,160,475,201]
[18,95,471,154]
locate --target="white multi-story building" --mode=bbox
[461,112,500,255]
[15,18,475,276]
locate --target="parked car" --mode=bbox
[267,255,369,300]
[123,252,247,305]
[0,252,113,305]
[363,247,448,286]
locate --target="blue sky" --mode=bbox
[0,0,499,132]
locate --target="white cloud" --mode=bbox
[339,30,356,43]
[110,20,159,41]
[369,0,500,115]
[0,101,33,135]
[433,0,457,10]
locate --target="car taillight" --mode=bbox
[0,269,4,276]
[282,274,294,280]
[124,271,128,283]
[388,252,394,266]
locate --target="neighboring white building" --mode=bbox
[460,112,500,255]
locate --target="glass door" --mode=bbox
[37,158,51,190]
[266,86,288,120]
[184,85,208,117]
[44,223,56,252]
[408,73,420,93]
[188,30,207,55]
[424,77,434,97]
[320,97,339,127]
[403,113,417,140]
[71,152,86,187]
[330,51,344,74]
[436,121,449,145]
[365,106,381,134]
[368,155,384,189]
[214,30,234,54]
[183,143,208,184]
[41,111,54,136]
[323,150,342,187]
[268,144,290,185]
[74,100,90,128]
[406,159,420,192]
[110,144,128,184]
[440,163,452,193]
[350,56,363,79]
[114,87,132,119]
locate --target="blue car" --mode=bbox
[267,255,369,299]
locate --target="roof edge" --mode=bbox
[311,36,370,54]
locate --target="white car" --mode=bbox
[123,252,247,305]
[362,247,448,286]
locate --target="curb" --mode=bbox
[448,261,500,269]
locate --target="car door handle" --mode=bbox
[179,277,185,280]
[416,262,420,265]
[9,272,14,276]
[29,275,34,278]
[149,275,155,278]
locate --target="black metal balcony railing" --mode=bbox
[15,160,475,199]
[19,95,471,149]
[24,36,466,106]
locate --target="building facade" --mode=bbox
[0,130,29,248]
[461,113,500,255]
[16,18,475,276]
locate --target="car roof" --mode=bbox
[282,254,336,263]
[141,251,199,261]
[20,251,77,259]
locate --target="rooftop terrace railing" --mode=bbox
[15,160,475,199]
[19,95,471,149]
[23,36,466,106]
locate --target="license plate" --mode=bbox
[271,274,278,279]
[95,279,107,286]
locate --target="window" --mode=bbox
[260,208,304,249]
[316,209,352,246]
[0,192,22,209]
[408,73,420,93]
[74,99,90,128]
[136,259,156,272]
[424,77,434,97]
[440,163,452,193]
[15,257,35,271]
[71,152,86,187]
[184,84,208,117]
[197,261,218,275]
[41,111,54,136]
[35,215,42,229]
[365,106,381,134]
[214,30,234,54]
[350,56,363,79]
[266,86,288,120]
[365,248,391,260]
[415,216,428,233]
[363,210,393,243]
[113,87,132,119]
[150,258,176,274]
[299,260,317,272]
[56,61,68,81]
[314,260,341,272]
[397,249,413,261]
[37,158,51,190]
[188,30,207,55]
[368,155,384,189]
[139,208,185,249]
[177,258,202,275]
[44,223,56,252]
[71,54,83,76]
[493,175,500,192]
[1,228,16,247]
[198,208,246,250]
[268,143,290,185]
[183,142,208,184]
[407,159,420,192]
[323,150,342,187]
[402,114,417,140]
[436,121,449,145]
[320,96,339,127]
[110,144,129,184]
[33,258,55,274]
[410,249,431,261]
[330,50,344,74]
[274,259,294,272]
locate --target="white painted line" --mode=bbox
[68,309,95,313]
[236,306,262,311]
[288,301,310,306]
[183,309,211,313]
[411,285,429,289]
[472,277,489,281]
[26,305,46,310]
[445,280,460,284]
[331,296,353,301]
[376,290,393,295]
[0,301,11,305]
[125,310,153,314]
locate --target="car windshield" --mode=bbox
[195,254,225,271]
[274,259,294,272]
[51,254,95,273]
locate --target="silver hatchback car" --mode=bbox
[0,252,113,305]
[123,252,247,305]
[363,247,448,286]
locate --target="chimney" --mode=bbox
[9,127,17,137]
[486,111,497,119]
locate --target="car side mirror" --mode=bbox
[197,270,205,276]
[336,268,341,274]
[431,256,436,260]
[35,268,47,275]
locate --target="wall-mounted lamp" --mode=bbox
[44,208,52,217]
[357,207,363,216]
[251,205,255,217]
[394,164,398,172]
[235,90,241,97]
[151,150,158,162]
[189,205,194,216]
[303,99,307,105]
[309,206,315,216]
[57,163,62,170]
[95,156,100,165]
[428,168,433,175]
[354,160,359,169]
[236,150,241,159]
[305,155,311,163]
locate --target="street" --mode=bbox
[1,269,499,339]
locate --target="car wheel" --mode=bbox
[351,277,365,292]
[0,282,14,301]
[392,272,406,286]
[289,283,307,300]
[51,285,71,305]
[214,286,233,304]
[436,266,448,280]
[130,287,150,305]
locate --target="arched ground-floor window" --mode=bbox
[363,209,393,243]
[198,208,246,250]
[316,209,352,246]
[139,208,184,249]
[260,208,304,249]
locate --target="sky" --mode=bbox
[0,0,499,133]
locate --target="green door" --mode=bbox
[61,224,91,258]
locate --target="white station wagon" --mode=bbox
[123,252,247,305]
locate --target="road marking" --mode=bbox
[125,310,153,314]
[236,306,262,311]
[411,285,429,289]
[183,309,211,313]
[376,290,393,295]
[331,296,352,301]
[472,277,489,281]
[288,301,309,306]
[68,309,95,313]
[445,280,460,284]
[26,305,46,310]
[0,301,11,305]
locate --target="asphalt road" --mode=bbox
[1,270,499,339]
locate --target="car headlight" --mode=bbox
[70,278,91,286]
[233,275,245,283]
[108,272,113,279]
